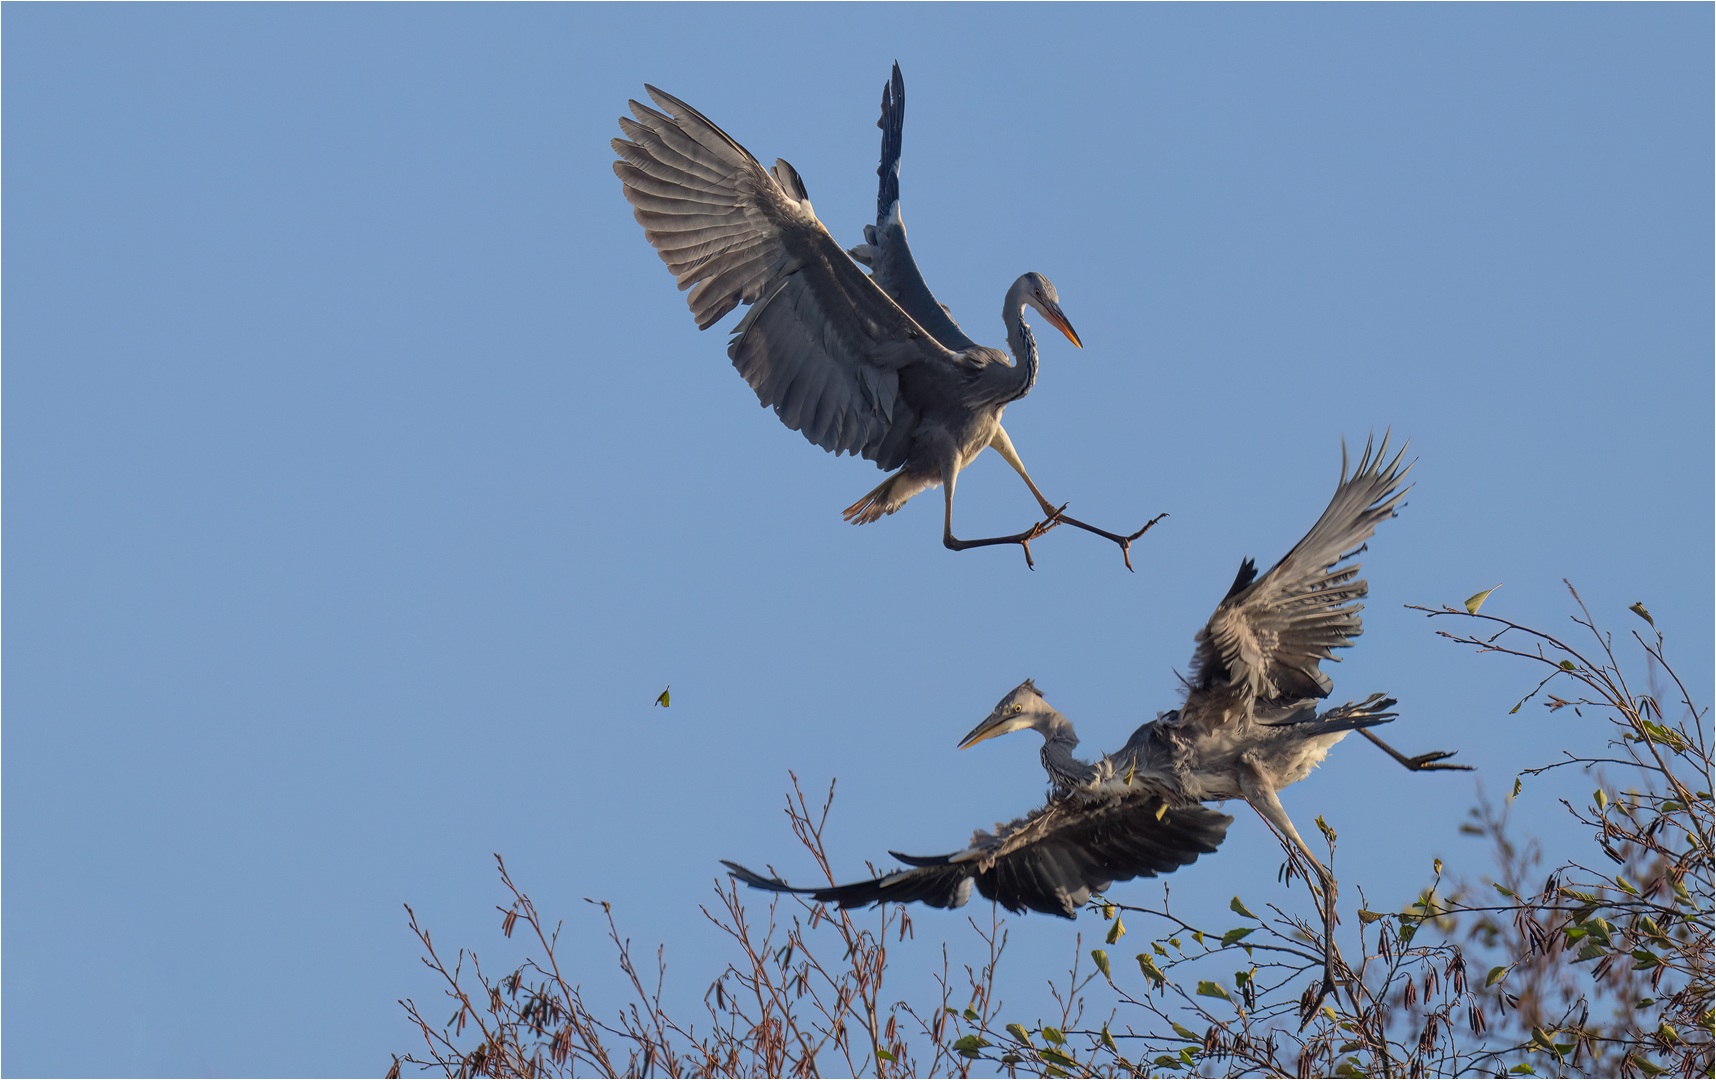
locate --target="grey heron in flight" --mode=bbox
[726,436,1465,979]
[613,65,1159,568]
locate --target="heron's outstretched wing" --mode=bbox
[725,799,1231,919]
[1187,433,1412,711]
[614,86,962,469]
[846,63,980,353]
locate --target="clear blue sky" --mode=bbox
[6,5,1709,1076]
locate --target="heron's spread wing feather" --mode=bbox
[614,86,959,466]
[726,800,1231,920]
[1188,434,1411,716]
[847,63,980,353]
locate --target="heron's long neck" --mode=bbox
[1039,712,1094,791]
[1002,288,1039,403]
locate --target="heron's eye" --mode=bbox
[1013,704,1024,713]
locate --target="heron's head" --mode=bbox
[958,679,1062,749]
[1015,273,1083,349]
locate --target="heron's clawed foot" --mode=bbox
[1048,510,1169,572]
[943,506,1066,571]
[1359,729,1475,773]
[1015,505,1068,570]
[1401,750,1472,772]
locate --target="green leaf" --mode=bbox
[1509,1065,1537,1075]
[1221,926,1256,947]
[1170,1022,1200,1042]
[1196,980,1233,1002]
[1357,909,1386,923]
[1169,937,1182,950]
[1494,883,1515,898]
[1153,1056,1183,1069]
[963,1006,979,1021]
[1041,1027,1065,1045]
[1106,916,1125,944]
[1594,788,1608,811]
[1485,966,1507,987]
[1040,1048,1077,1069]
[654,687,670,707]
[1509,701,1523,714]
[1136,954,1166,985]
[1635,1058,1667,1077]
[1615,875,1639,895]
[1632,948,1661,970]
[1091,948,1112,980]
[1512,776,1523,799]
[1465,584,1501,614]
[951,1034,989,1057]
[1576,940,1606,962]
[874,1049,894,1062]
[1101,903,1116,920]
[1153,941,1169,956]
[1230,896,1257,919]
[1629,601,1654,627]
[1558,660,1576,671]
[1191,930,1204,946]
[1005,1023,1033,1046]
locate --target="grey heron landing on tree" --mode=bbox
[727,435,1468,1006]
[612,67,1160,569]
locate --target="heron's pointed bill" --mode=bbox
[1041,303,1083,350]
[957,711,1035,749]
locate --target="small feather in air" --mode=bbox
[1464,584,1502,614]
[1628,602,1654,627]
[655,686,671,708]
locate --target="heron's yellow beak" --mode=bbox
[957,711,1035,749]
[1041,304,1083,350]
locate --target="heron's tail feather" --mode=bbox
[842,469,934,524]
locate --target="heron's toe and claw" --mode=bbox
[1359,729,1474,773]
[944,505,1067,570]
[1040,510,1169,572]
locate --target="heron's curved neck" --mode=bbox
[1002,282,1039,403]
[1038,712,1093,791]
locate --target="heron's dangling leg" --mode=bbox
[939,462,1063,570]
[1238,758,1343,1013]
[987,428,1165,571]
[1359,729,1473,772]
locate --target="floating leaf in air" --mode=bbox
[1465,583,1502,614]
[1230,896,1257,919]
[1629,601,1654,627]
[655,686,671,708]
